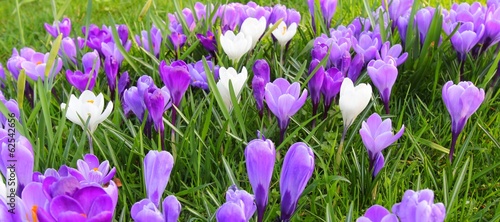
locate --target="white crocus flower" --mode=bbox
[339,78,372,129]
[240,17,267,49]
[61,90,113,133]
[216,66,248,110]
[271,21,298,47]
[220,31,253,63]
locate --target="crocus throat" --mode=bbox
[93,167,98,171]
[81,213,87,218]
[31,205,38,222]
[36,61,43,65]
[282,26,287,35]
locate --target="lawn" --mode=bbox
[0,0,499,221]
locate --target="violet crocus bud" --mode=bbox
[415,7,436,45]
[245,132,275,222]
[169,32,187,51]
[321,67,344,117]
[450,22,485,62]
[280,142,314,222]
[131,199,164,221]
[225,185,256,220]
[60,37,77,64]
[356,204,398,222]
[367,57,399,114]
[159,60,191,109]
[442,81,484,162]
[117,71,130,98]
[144,87,172,133]
[136,25,163,58]
[320,0,338,30]
[265,78,308,143]
[392,189,446,222]
[382,0,414,27]
[308,59,325,125]
[104,56,119,94]
[117,24,129,45]
[359,113,404,177]
[123,87,144,119]
[252,59,270,115]
[311,43,329,61]
[268,4,287,25]
[163,195,182,222]
[144,150,174,207]
[44,17,71,38]
[347,54,364,82]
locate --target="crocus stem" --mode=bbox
[449,132,459,163]
[279,127,286,145]
[334,126,348,173]
[323,102,332,119]
[279,47,284,77]
[160,129,165,151]
[257,208,264,222]
[312,102,318,128]
[88,132,94,154]
[171,108,177,156]
[384,101,390,114]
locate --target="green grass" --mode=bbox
[1,0,499,221]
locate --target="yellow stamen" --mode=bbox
[87,100,94,104]
[282,26,287,35]
[36,61,43,65]
[93,167,98,171]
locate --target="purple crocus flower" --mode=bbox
[244,132,275,222]
[376,41,408,66]
[347,54,364,82]
[264,78,308,143]
[321,67,344,118]
[0,133,33,194]
[354,33,380,62]
[194,2,207,20]
[117,24,129,45]
[482,5,500,49]
[225,185,256,220]
[144,150,174,207]
[415,7,437,45]
[450,22,485,62]
[286,9,301,26]
[159,60,191,128]
[359,113,404,177]
[308,59,325,126]
[382,0,414,28]
[131,196,181,222]
[44,185,115,221]
[397,12,410,45]
[144,87,172,149]
[0,194,27,222]
[356,204,398,222]
[66,50,100,92]
[136,25,163,58]
[104,55,119,94]
[118,71,130,98]
[442,81,484,162]
[102,41,129,65]
[320,0,338,30]
[7,47,35,79]
[252,59,270,116]
[280,142,314,222]
[169,32,187,51]
[75,154,116,185]
[44,17,72,38]
[188,60,219,90]
[197,31,217,53]
[0,63,4,88]
[268,4,287,25]
[20,52,63,81]
[82,24,113,54]
[60,37,77,64]
[216,201,246,222]
[367,57,398,114]
[392,189,446,222]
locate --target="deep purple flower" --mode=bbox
[44,17,72,38]
[321,67,344,117]
[131,196,181,222]
[0,63,4,88]
[60,37,77,64]
[382,0,413,27]
[397,12,410,45]
[265,78,308,143]
[136,25,163,57]
[216,201,246,222]
[197,31,217,53]
[308,59,325,124]
[359,113,404,177]
[20,52,63,81]
[376,41,408,66]
[159,60,191,108]
[320,0,338,30]
[280,142,314,222]
[66,50,100,92]
[392,189,446,222]
[82,24,113,54]
[356,204,398,222]
[144,150,174,207]
[252,59,270,115]
[75,154,116,185]
[117,24,129,45]
[104,55,119,93]
[245,132,275,222]
[442,81,484,162]
[268,4,287,25]
[225,185,256,220]
[367,57,398,114]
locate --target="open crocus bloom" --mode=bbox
[240,17,267,49]
[60,90,113,133]
[216,66,248,110]
[271,21,298,47]
[339,78,372,129]
[220,31,252,62]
